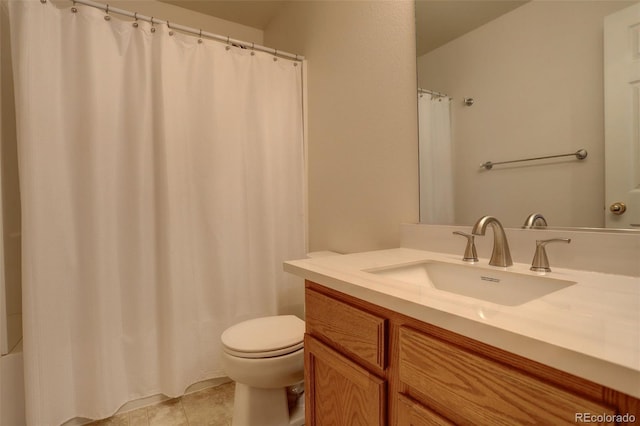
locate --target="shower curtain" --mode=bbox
[5,1,305,424]
[418,94,454,223]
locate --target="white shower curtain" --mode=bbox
[418,94,454,224]
[5,1,305,424]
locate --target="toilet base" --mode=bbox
[232,383,304,426]
[288,392,305,426]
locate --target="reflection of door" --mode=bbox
[605,2,640,229]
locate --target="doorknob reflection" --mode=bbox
[609,202,626,215]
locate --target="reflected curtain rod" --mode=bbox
[62,0,304,61]
[418,88,450,98]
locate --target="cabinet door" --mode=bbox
[397,394,454,426]
[305,334,386,426]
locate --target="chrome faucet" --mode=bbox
[523,213,548,229]
[471,216,513,267]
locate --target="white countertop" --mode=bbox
[284,248,640,398]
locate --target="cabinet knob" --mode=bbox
[609,202,626,215]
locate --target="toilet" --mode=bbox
[221,315,305,426]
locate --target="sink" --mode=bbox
[368,261,576,306]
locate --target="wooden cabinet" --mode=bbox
[304,287,387,425]
[396,394,453,426]
[304,281,639,426]
[398,326,615,425]
[304,334,386,426]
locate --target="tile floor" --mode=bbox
[88,382,235,426]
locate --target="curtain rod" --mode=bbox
[60,0,304,61]
[418,88,449,98]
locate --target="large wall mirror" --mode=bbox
[415,0,640,231]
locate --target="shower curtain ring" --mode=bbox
[273,49,278,61]
[150,17,156,33]
[132,12,138,27]
[225,36,231,50]
[168,21,174,36]
[104,4,111,21]
[198,29,203,44]
[71,0,77,13]
[250,42,255,56]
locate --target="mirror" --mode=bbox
[415,0,639,230]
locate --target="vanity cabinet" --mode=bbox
[304,280,639,426]
[304,287,387,425]
[398,326,615,424]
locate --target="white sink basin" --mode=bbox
[368,261,576,306]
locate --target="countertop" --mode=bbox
[284,248,640,398]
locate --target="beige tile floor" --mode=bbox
[88,382,235,426]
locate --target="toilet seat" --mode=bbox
[221,315,305,359]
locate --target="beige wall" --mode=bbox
[418,1,632,229]
[265,1,419,253]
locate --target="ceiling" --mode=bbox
[160,0,529,56]
[415,1,528,56]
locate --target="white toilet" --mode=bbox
[221,315,305,426]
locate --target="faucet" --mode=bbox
[471,216,513,267]
[523,213,548,229]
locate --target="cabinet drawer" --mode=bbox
[305,288,386,370]
[398,326,615,425]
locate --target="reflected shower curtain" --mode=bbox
[6,1,305,424]
[418,94,454,223]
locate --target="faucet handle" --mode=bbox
[530,238,571,272]
[453,231,478,263]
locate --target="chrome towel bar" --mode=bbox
[480,149,587,170]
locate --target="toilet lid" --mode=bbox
[221,315,305,358]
